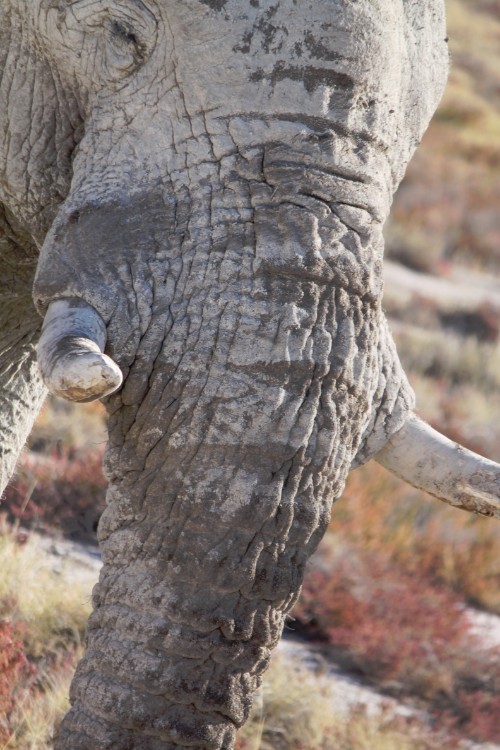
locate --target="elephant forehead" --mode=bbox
[168,0,401,102]
[170,0,395,69]
[156,0,447,184]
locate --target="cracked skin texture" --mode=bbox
[0,1,448,747]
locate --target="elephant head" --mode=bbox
[1,1,499,748]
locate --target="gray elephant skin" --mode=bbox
[1,2,499,749]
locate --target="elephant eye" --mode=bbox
[52,0,158,83]
[107,17,147,72]
[110,19,139,47]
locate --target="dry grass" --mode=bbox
[1,521,481,750]
[445,0,500,140]
[0,523,94,748]
[1,652,80,750]
[387,321,500,464]
[327,462,500,613]
[236,656,444,750]
[387,0,500,272]
[29,397,107,453]
[393,324,500,394]
[0,523,93,657]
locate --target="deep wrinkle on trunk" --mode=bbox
[0,1,467,748]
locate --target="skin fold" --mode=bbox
[3,2,496,749]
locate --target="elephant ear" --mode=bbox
[352,317,500,520]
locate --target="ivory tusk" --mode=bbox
[375,412,500,519]
[37,298,123,403]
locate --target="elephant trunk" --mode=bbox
[55,362,336,748]
[37,298,123,402]
[45,179,388,746]
[39,202,499,750]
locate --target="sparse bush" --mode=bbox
[0,525,94,748]
[294,534,500,743]
[3,448,107,543]
[236,656,447,750]
[439,304,499,342]
[295,561,470,691]
[392,325,500,392]
[443,690,500,744]
[0,618,37,744]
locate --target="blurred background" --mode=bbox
[1,0,499,747]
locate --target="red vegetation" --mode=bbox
[447,690,500,743]
[3,448,107,542]
[294,531,500,743]
[2,442,498,744]
[0,614,37,743]
[295,561,470,689]
[328,462,500,613]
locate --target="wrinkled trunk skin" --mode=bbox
[57,189,403,750]
[2,1,448,747]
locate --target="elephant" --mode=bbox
[1,1,499,748]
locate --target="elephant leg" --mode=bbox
[0,297,46,495]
